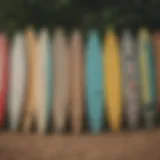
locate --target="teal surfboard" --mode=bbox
[85,30,104,133]
[138,29,157,128]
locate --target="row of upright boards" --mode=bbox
[0,27,160,134]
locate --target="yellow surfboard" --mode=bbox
[104,29,122,131]
[23,27,37,132]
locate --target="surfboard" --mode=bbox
[0,34,8,128]
[104,29,122,131]
[52,28,69,133]
[35,29,53,133]
[23,27,37,132]
[8,32,26,131]
[137,28,157,128]
[70,30,84,134]
[85,30,104,134]
[120,30,140,129]
[152,33,160,112]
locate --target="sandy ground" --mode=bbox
[0,130,160,160]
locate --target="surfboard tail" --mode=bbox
[71,103,83,134]
[23,118,32,132]
[144,104,155,128]
[157,103,160,112]
[144,111,155,129]
[87,97,103,134]
[37,117,46,134]
[0,100,5,127]
[108,108,122,132]
[54,117,65,133]
[23,108,34,132]
[126,102,139,129]
[10,112,20,131]
[53,103,67,133]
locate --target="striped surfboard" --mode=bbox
[120,30,140,129]
[137,28,157,128]
[23,27,37,132]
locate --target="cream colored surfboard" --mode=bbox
[104,29,122,131]
[53,28,69,132]
[35,29,47,133]
[8,32,26,131]
[70,30,84,134]
[23,27,37,132]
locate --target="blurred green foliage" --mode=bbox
[0,0,160,34]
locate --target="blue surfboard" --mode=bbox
[85,30,104,134]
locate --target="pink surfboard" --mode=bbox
[53,28,69,133]
[70,30,84,133]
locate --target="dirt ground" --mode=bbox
[0,129,160,160]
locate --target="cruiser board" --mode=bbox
[137,28,157,128]
[0,34,8,128]
[8,33,26,130]
[70,30,84,134]
[23,27,37,132]
[104,29,122,131]
[85,30,104,134]
[35,29,53,133]
[53,28,69,132]
[120,30,140,129]
[152,33,160,111]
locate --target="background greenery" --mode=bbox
[0,0,160,35]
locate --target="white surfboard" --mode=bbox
[52,28,69,133]
[35,29,53,133]
[8,32,26,131]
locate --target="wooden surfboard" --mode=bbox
[0,34,8,128]
[137,28,157,128]
[104,29,122,131]
[35,29,53,133]
[8,32,26,130]
[85,30,104,134]
[52,28,69,133]
[23,27,37,132]
[120,30,140,129]
[152,33,160,112]
[70,30,84,134]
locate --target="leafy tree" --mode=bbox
[0,0,160,34]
